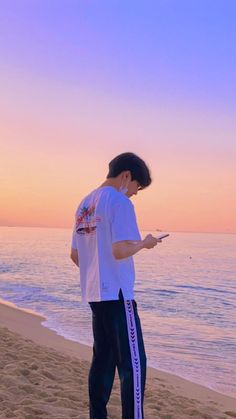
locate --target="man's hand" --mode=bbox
[112,234,162,260]
[70,248,79,267]
[142,234,161,249]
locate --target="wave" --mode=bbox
[175,284,236,295]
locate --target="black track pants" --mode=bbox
[88,290,146,419]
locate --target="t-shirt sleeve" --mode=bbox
[111,199,141,243]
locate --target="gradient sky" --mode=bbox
[1,1,236,233]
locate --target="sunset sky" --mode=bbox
[1,1,235,233]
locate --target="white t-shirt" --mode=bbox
[71,186,141,302]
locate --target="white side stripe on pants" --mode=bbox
[124,300,142,419]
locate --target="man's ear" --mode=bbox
[125,170,131,179]
[121,171,129,181]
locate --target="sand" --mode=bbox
[0,302,236,419]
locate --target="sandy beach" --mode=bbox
[0,302,236,419]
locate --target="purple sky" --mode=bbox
[1,1,236,232]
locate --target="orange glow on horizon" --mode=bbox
[1,75,235,234]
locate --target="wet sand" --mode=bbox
[0,302,236,418]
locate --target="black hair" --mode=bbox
[107,152,152,190]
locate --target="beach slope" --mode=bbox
[0,302,236,418]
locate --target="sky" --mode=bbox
[0,0,236,233]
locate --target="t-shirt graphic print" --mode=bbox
[75,201,101,235]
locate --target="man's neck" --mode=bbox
[99,179,119,191]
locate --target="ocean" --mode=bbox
[0,226,235,398]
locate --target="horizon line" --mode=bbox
[0,225,235,235]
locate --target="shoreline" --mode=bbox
[1,300,236,418]
[1,297,235,399]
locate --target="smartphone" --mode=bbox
[156,233,170,240]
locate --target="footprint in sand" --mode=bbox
[41,369,56,380]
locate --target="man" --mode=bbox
[70,152,161,419]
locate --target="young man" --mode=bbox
[71,152,161,419]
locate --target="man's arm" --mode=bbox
[112,234,161,260]
[70,248,79,267]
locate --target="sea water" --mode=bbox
[0,226,235,398]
